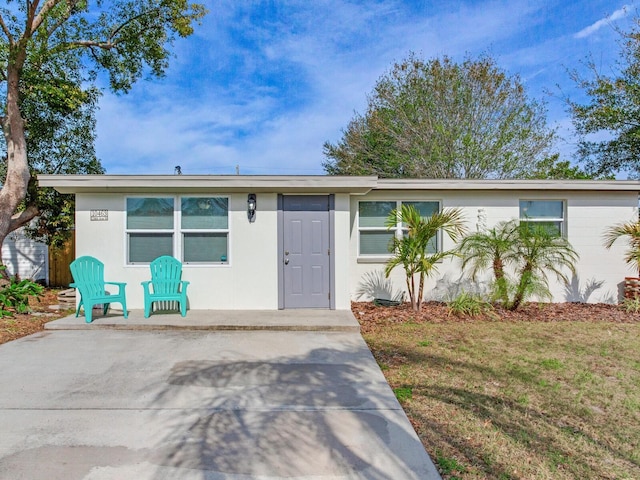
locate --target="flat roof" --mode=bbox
[38,174,640,194]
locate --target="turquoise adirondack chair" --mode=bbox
[69,256,128,323]
[141,256,190,318]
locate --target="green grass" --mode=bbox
[362,320,640,479]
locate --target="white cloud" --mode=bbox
[574,4,632,39]
[93,0,628,175]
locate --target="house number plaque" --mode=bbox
[90,209,108,221]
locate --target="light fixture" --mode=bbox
[247,194,257,222]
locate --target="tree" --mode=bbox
[509,224,578,310]
[458,221,579,310]
[1,68,104,247]
[458,220,520,305]
[324,53,556,179]
[569,17,640,178]
[0,0,207,265]
[384,205,467,311]
[525,154,613,180]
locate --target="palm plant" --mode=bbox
[457,221,579,310]
[509,224,579,310]
[384,205,467,311]
[457,220,520,305]
[603,220,640,275]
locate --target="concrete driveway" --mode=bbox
[0,316,441,479]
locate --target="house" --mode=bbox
[1,227,48,283]
[38,174,640,310]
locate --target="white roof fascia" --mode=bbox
[37,175,640,194]
[375,179,640,192]
[37,174,379,194]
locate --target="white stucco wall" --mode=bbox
[75,192,353,310]
[75,192,280,310]
[350,190,637,304]
[333,194,352,309]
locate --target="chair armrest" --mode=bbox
[104,281,126,294]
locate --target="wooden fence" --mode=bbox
[48,236,75,287]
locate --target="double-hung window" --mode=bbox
[181,197,229,263]
[358,200,440,257]
[126,196,229,264]
[126,197,175,264]
[519,200,565,236]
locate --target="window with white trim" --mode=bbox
[181,197,229,263]
[519,200,565,236]
[358,200,440,257]
[126,196,229,264]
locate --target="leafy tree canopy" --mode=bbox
[324,53,556,179]
[569,16,640,178]
[525,154,613,180]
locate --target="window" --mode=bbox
[126,197,174,263]
[358,200,440,256]
[181,197,229,263]
[519,200,565,236]
[126,196,229,264]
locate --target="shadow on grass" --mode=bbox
[370,345,640,479]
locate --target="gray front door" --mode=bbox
[282,195,331,309]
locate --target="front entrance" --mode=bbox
[279,195,332,309]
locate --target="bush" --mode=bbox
[447,291,493,317]
[621,296,640,313]
[0,268,44,317]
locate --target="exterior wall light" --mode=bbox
[247,194,257,222]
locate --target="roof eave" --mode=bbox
[37,174,379,194]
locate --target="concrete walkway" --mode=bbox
[0,310,441,479]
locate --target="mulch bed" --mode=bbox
[0,289,72,345]
[352,301,640,334]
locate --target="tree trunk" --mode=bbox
[0,44,31,274]
[510,264,532,311]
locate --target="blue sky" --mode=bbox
[95,0,639,175]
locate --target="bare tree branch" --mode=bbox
[30,0,62,34]
[0,12,15,43]
[9,204,39,233]
[45,0,80,38]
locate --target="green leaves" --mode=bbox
[384,205,467,311]
[569,17,640,178]
[0,267,44,317]
[458,221,579,310]
[324,53,555,179]
[603,220,640,274]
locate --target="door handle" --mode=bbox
[284,258,289,265]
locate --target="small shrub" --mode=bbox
[0,269,44,317]
[447,291,492,317]
[621,297,640,313]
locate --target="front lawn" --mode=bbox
[355,302,640,479]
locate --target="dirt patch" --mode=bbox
[0,289,74,345]
[353,301,640,334]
